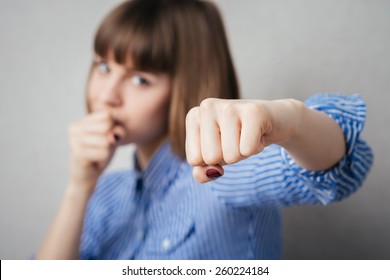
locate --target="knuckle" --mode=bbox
[185,141,203,166]
[223,152,241,165]
[102,111,111,118]
[186,107,200,124]
[202,153,221,166]
[244,102,262,117]
[69,136,78,147]
[99,149,110,160]
[200,98,216,112]
[69,145,79,158]
[220,101,236,116]
[186,154,203,166]
[240,144,261,157]
[100,118,112,129]
[70,124,83,137]
[97,110,110,119]
[240,148,253,158]
[240,146,254,157]
[101,139,111,149]
[68,123,78,135]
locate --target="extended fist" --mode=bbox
[185,98,301,183]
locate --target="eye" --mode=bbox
[131,75,149,86]
[97,62,110,74]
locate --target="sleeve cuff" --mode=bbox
[280,93,373,204]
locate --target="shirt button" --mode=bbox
[161,238,171,250]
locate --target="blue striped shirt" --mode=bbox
[80,94,373,259]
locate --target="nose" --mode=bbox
[99,76,122,107]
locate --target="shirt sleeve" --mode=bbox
[79,171,134,259]
[79,174,112,260]
[209,93,373,207]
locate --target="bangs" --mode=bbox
[94,0,176,73]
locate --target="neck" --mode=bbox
[136,135,167,171]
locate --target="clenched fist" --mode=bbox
[185,98,302,183]
[68,111,126,193]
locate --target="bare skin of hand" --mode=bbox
[185,98,345,183]
[68,111,126,194]
[36,111,126,259]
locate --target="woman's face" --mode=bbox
[87,54,171,146]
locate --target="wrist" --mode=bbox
[286,99,305,142]
[66,180,96,199]
[268,98,305,148]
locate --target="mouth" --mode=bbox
[112,119,122,126]
[111,118,126,144]
[113,134,121,143]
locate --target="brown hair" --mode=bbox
[91,0,240,159]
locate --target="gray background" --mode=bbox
[0,0,389,259]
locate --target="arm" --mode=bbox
[186,96,346,182]
[36,111,123,259]
[186,94,373,206]
[36,184,92,259]
[272,99,346,171]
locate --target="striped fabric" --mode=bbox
[80,94,373,259]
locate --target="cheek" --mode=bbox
[86,75,101,111]
[150,93,171,124]
[150,100,171,137]
[124,94,170,134]
[88,76,98,98]
[151,104,170,129]
[140,100,169,128]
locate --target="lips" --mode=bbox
[113,134,121,143]
[111,120,127,145]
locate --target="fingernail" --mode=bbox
[114,134,121,143]
[206,169,222,179]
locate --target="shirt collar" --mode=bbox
[133,140,183,196]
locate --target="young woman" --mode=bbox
[37,0,373,259]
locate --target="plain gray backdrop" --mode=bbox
[0,0,389,259]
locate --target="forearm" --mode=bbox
[280,100,346,171]
[36,183,92,259]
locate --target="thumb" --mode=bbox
[192,164,224,184]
